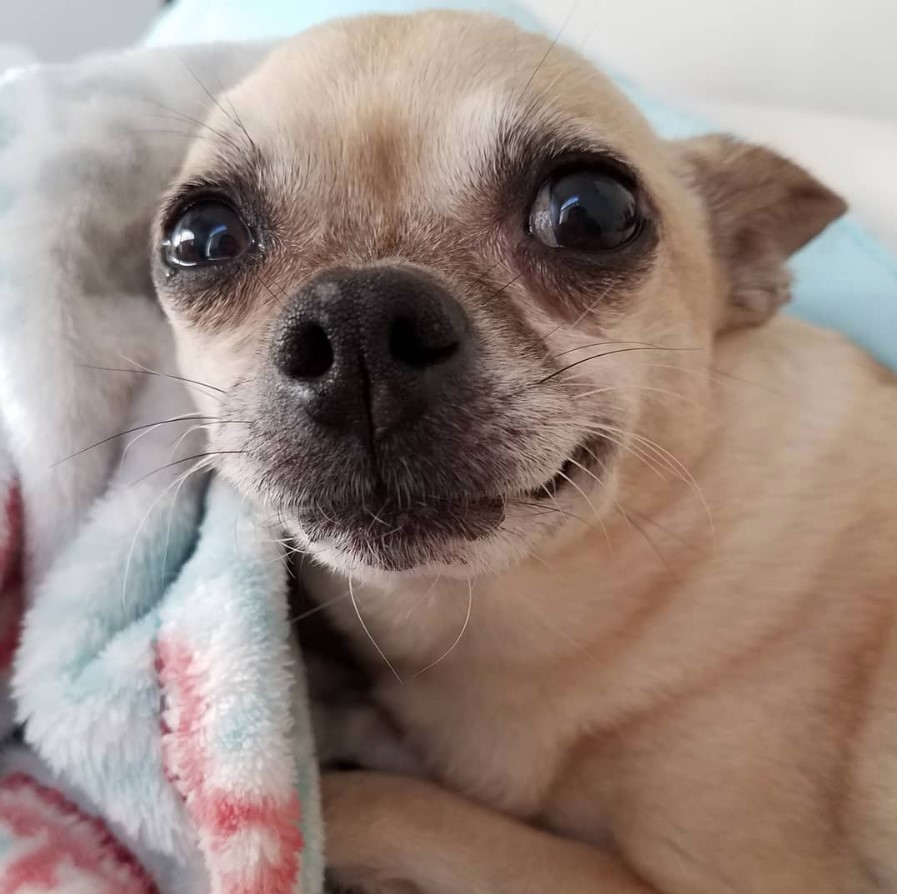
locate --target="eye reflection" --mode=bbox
[163,200,252,269]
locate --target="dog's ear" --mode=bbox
[674,135,847,330]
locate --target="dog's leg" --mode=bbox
[322,771,657,894]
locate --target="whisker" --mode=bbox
[536,345,697,387]
[516,0,581,102]
[709,365,793,399]
[349,577,403,683]
[486,271,525,302]
[559,460,614,553]
[135,115,241,155]
[171,420,217,457]
[121,458,209,613]
[170,53,257,157]
[161,454,204,588]
[133,93,247,154]
[254,271,292,309]
[534,280,618,346]
[581,430,670,482]
[289,590,354,624]
[552,339,663,359]
[582,423,680,481]
[614,501,677,577]
[124,129,238,148]
[214,67,260,156]
[639,362,788,401]
[77,363,226,398]
[404,572,443,621]
[623,505,702,555]
[586,423,716,552]
[130,450,245,487]
[515,492,592,529]
[563,381,708,408]
[413,578,474,677]
[52,413,218,466]
[120,354,228,398]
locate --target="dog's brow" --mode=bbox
[490,111,635,188]
[160,157,265,228]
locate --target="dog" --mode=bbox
[151,11,897,893]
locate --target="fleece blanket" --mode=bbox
[0,44,322,893]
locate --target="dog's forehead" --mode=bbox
[186,13,659,193]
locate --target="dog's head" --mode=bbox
[152,12,844,579]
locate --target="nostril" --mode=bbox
[282,322,334,379]
[389,316,459,369]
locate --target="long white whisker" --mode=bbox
[586,423,716,553]
[563,383,714,416]
[349,577,402,683]
[116,352,225,400]
[290,590,353,623]
[121,459,210,613]
[583,427,670,481]
[405,572,443,621]
[119,411,208,467]
[413,578,474,678]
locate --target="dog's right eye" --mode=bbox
[162,200,253,269]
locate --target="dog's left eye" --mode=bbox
[528,166,642,251]
[162,200,252,269]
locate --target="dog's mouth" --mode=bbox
[295,489,504,571]
[286,436,611,570]
[522,439,605,502]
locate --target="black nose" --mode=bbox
[273,267,471,441]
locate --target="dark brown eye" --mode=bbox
[162,200,252,268]
[529,166,642,251]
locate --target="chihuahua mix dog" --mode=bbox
[152,11,897,894]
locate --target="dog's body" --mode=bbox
[316,317,897,894]
[150,12,897,892]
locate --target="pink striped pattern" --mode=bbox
[0,773,158,894]
[0,484,23,673]
[157,637,304,894]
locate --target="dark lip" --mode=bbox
[287,436,611,569]
[296,490,504,571]
[523,438,606,501]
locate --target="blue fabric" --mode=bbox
[146,0,897,372]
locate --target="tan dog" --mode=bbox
[151,12,897,893]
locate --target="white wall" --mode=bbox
[531,0,897,120]
[2,0,896,119]
[1,0,158,63]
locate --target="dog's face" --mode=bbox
[152,12,843,579]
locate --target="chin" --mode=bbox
[282,480,612,584]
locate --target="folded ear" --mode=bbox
[674,135,847,330]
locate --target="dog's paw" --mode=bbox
[322,772,432,894]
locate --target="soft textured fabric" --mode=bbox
[145,0,897,373]
[0,44,322,894]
